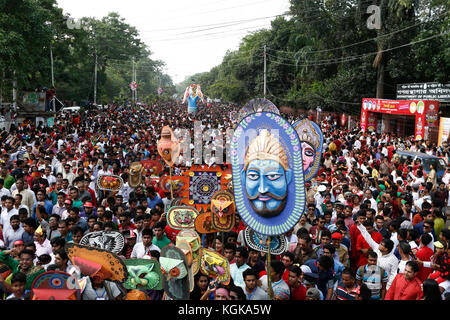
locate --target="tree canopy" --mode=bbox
[187,0,449,114]
[0,0,175,107]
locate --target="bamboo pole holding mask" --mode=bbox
[169,166,174,201]
[266,236,274,300]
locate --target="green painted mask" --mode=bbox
[124,259,163,291]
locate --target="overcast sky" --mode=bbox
[56,0,291,84]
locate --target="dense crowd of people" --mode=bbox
[0,100,449,300]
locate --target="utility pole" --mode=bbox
[50,43,56,112]
[0,69,3,108]
[159,76,162,96]
[135,59,138,104]
[132,57,136,105]
[94,51,98,105]
[263,45,267,99]
[12,70,17,112]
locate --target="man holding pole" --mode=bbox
[259,259,290,300]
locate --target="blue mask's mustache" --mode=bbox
[246,192,287,201]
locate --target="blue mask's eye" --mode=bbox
[247,172,259,180]
[266,174,282,181]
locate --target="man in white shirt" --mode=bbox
[133,215,145,243]
[357,224,399,289]
[314,185,327,215]
[363,189,378,210]
[42,166,57,186]
[354,139,361,150]
[130,228,160,259]
[442,168,450,185]
[13,193,30,216]
[240,268,269,300]
[413,189,431,214]
[381,144,388,157]
[51,192,67,218]
[118,180,133,204]
[0,178,11,199]
[11,179,36,217]
[34,227,52,257]
[62,164,76,185]
[230,247,251,288]
[3,214,24,249]
[1,196,18,237]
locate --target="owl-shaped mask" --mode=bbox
[160,246,191,300]
[211,190,235,232]
[157,126,181,167]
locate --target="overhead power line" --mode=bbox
[264,12,447,57]
[264,32,447,67]
[138,14,289,33]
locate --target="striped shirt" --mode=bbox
[334,283,359,300]
[356,264,388,299]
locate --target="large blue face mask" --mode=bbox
[243,159,292,218]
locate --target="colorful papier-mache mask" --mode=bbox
[199,248,230,285]
[124,259,163,291]
[210,189,235,232]
[160,245,191,300]
[79,230,125,254]
[140,160,163,176]
[195,210,219,234]
[167,206,199,230]
[31,271,81,300]
[157,126,181,167]
[176,230,201,276]
[129,161,144,188]
[238,98,280,123]
[293,118,323,181]
[231,111,306,236]
[243,226,288,255]
[65,243,128,283]
[97,174,124,191]
[176,240,195,292]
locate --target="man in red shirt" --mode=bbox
[385,261,423,300]
[349,210,367,270]
[309,216,329,246]
[287,265,307,300]
[118,212,136,232]
[387,144,395,161]
[415,233,434,282]
[356,219,382,268]
[281,252,295,283]
[333,136,342,151]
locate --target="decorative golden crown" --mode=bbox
[244,129,288,170]
[295,119,320,149]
